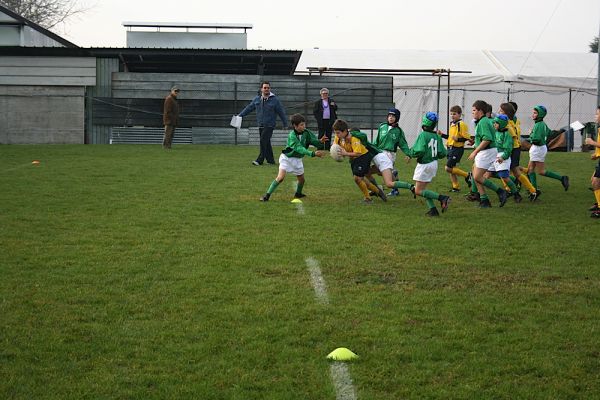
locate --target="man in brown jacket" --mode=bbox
[163,86,180,149]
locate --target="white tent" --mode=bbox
[297,49,598,149]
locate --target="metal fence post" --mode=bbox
[370,86,375,141]
[446,71,451,135]
[436,74,441,117]
[234,81,238,145]
[567,88,572,152]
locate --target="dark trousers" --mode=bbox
[256,126,275,164]
[318,119,333,150]
[163,125,175,148]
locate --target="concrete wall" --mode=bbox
[0,56,95,144]
[0,86,85,144]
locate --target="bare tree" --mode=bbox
[0,0,86,29]
[590,36,598,53]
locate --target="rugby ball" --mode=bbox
[329,143,344,162]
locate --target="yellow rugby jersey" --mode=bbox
[447,120,470,147]
[595,127,600,158]
[507,120,521,148]
[333,134,369,158]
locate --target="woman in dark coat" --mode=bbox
[313,88,338,150]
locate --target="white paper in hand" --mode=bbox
[230,115,242,129]
[570,121,584,131]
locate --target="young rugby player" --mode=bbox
[467,100,509,208]
[440,105,472,192]
[373,108,410,196]
[259,114,326,201]
[492,114,522,202]
[526,105,570,192]
[332,119,386,204]
[498,102,538,201]
[407,112,451,216]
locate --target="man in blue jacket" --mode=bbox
[238,81,288,166]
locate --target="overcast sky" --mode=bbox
[59,0,599,53]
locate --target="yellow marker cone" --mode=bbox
[326,347,359,361]
[291,198,302,204]
[31,160,40,165]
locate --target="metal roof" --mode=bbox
[0,4,78,48]
[0,47,302,75]
[122,22,253,30]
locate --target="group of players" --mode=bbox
[258,100,600,218]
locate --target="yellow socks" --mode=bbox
[451,167,468,178]
[518,174,537,194]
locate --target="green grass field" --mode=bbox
[1,144,599,399]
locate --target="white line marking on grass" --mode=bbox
[330,362,358,400]
[305,257,358,399]
[305,257,329,305]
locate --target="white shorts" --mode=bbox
[413,160,438,182]
[278,153,304,176]
[474,148,498,170]
[491,157,511,172]
[383,150,397,164]
[529,144,547,162]
[373,152,394,172]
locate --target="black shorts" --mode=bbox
[510,148,521,169]
[446,147,464,168]
[594,161,600,179]
[351,153,374,177]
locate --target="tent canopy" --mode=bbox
[296,49,598,89]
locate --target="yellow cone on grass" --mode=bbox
[291,198,302,204]
[326,347,359,361]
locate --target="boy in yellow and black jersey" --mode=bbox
[439,105,472,192]
[332,119,386,204]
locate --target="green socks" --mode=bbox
[543,169,563,180]
[267,180,280,195]
[394,181,413,190]
[483,179,501,193]
[528,172,537,189]
[296,182,304,195]
[421,189,440,200]
[505,179,519,194]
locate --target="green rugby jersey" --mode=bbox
[281,129,324,158]
[409,130,447,164]
[374,123,410,155]
[474,116,496,149]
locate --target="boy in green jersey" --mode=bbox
[467,100,508,208]
[498,102,539,201]
[491,115,522,203]
[259,114,326,201]
[405,112,451,216]
[373,108,410,196]
[526,105,570,192]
